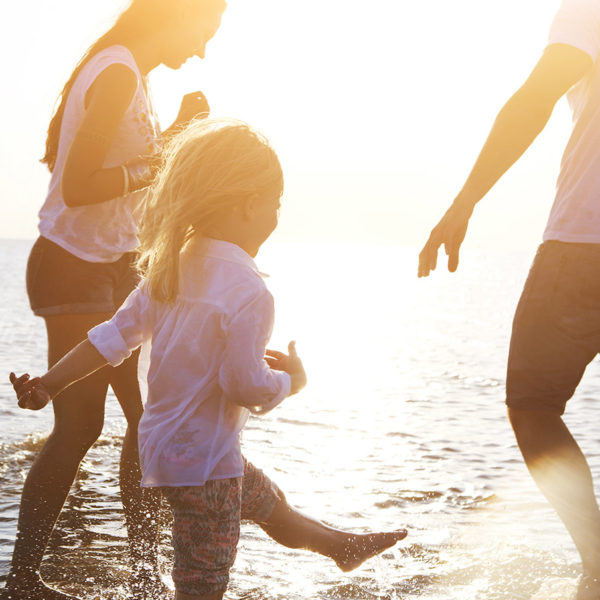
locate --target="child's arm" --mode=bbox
[219,290,306,414]
[265,341,307,395]
[10,340,108,410]
[11,286,153,410]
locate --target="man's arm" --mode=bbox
[418,43,593,277]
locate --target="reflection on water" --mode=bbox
[1,239,598,599]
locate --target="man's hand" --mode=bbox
[9,372,52,411]
[418,199,474,277]
[174,91,210,128]
[265,341,307,395]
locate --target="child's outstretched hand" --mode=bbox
[9,372,51,411]
[265,341,307,395]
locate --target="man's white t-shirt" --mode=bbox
[544,0,600,243]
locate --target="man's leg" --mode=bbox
[506,242,600,581]
[241,460,407,571]
[508,408,600,577]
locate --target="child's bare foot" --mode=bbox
[331,529,407,572]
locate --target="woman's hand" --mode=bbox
[9,372,52,410]
[174,91,210,127]
[265,341,307,395]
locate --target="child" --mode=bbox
[11,119,407,600]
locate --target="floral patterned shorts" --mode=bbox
[161,458,284,596]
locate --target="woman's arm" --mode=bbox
[60,63,148,207]
[161,91,211,141]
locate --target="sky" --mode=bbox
[1,0,568,253]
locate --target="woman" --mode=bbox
[3,1,227,599]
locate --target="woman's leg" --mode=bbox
[5,313,113,600]
[109,355,165,599]
[175,591,223,600]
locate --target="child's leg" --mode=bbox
[162,480,242,600]
[241,459,407,571]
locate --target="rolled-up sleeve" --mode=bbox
[219,289,291,414]
[548,0,600,60]
[88,287,153,367]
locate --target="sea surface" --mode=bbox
[1,238,599,600]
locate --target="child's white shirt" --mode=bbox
[88,237,291,487]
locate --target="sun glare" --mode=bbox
[3,0,564,250]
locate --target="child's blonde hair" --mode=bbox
[137,118,283,304]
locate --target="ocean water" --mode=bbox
[1,238,599,600]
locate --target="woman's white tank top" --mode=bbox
[38,45,160,263]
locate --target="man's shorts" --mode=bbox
[26,236,138,317]
[506,241,600,415]
[161,458,284,596]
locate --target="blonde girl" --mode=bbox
[11,119,406,600]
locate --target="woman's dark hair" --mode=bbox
[42,0,177,171]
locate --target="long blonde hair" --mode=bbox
[137,118,284,303]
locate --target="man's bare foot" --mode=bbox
[0,578,81,600]
[577,573,600,600]
[331,529,408,572]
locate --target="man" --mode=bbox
[418,0,600,596]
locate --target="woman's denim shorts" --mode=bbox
[26,236,139,317]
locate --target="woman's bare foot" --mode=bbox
[331,529,408,572]
[131,571,173,600]
[0,578,81,600]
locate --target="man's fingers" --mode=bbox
[418,228,443,278]
[447,247,460,272]
[265,349,286,360]
[445,228,466,273]
[418,244,438,278]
